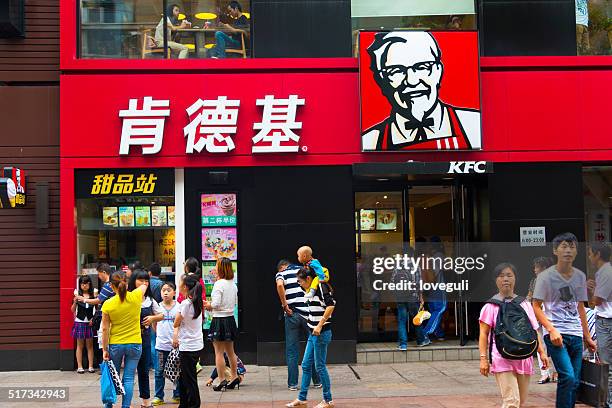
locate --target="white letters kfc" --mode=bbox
[118,95,306,155]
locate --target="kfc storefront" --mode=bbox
[59,28,612,368]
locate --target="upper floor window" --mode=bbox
[79,0,251,59]
[351,0,477,56]
[575,0,610,55]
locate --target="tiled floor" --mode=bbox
[0,360,578,407]
[357,340,478,364]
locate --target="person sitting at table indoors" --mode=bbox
[209,1,249,58]
[155,4,191,59]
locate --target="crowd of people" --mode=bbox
[71,234,611,408]
[478,233,611,408]
[71,245,336,408]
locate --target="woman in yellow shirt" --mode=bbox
[101,271,148,408]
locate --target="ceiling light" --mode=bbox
[383,195,388,199]
[376,178,389,182]
[376,201,380,205]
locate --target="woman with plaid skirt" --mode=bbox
[71,275,98,373]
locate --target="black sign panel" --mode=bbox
[75,169,174,199]
[353,161,494,177]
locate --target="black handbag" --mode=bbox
[91,311,102,332]
[577,353,609,407]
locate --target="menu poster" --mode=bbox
[359,209,376,231]
[201,194,237,227]
[157,228,176,266]
[168,206,175,226]
[376,209,398,231]
[118,206,135,227]
[151,206,168,227]
[202,261,239,329]
[103,207,118,227]
[135,206,151,227]
[98,231,107,259]
[202,227,238,260]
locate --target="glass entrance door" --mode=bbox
[355,181,486,343]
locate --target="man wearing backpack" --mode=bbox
[479,262,548,408]
[533,232,597,408]
[392,245,429,350]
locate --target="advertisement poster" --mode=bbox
[202,228,238,260]
[202,261,239,329]
[359,31,481,151]
[118,206,135,227]
[376,209,398,231]
[135,206,151,227]
[103,207,118,227]
[151,206,168,227]
[156,228,176,266]
[0,167,26,208]
[589,209,610,243]
[168,206,175,226]
[360,209,376,231]
[98,231,107,259]
[201,194,237,226]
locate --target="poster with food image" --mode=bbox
[151,206,168,227]
[118,206,135,227]
[376,209,398,230]
[201,194,237,226]
[103,207,118,227]
[135,206,151,227]
[359,209,376,231]
[201,261,239,329]
[201,228,238,260]
[167,206,175,226]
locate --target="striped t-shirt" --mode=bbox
[305,282,336,331]
[275,264,309,319]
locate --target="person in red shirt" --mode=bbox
[177,257,207,303]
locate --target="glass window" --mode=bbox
[79,0,251,59]
[575,0,611,55]
[355,191,404,339]
[77,196,176,276]
[583,166,612,276]
[351,0,476,56]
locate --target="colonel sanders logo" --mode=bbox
[361,31,481,151]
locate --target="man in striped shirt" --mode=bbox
[276,260,321,391]
[286,266,336,408]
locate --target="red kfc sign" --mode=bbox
[360,31,481,151]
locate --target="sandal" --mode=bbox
[77,368,85,374]
[88,368,95,373]
[537,376,550,384]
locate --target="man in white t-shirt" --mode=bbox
[587,242,612,408]
[533,232,597,408]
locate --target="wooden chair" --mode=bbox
[140,28,170,59]
[225,31,248,58]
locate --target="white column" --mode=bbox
[174,168,185,288]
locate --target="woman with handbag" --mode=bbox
[101,271,148,408]
[205,257,240,391]
[479,263,549,408]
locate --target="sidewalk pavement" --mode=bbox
[0,360,588,407]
